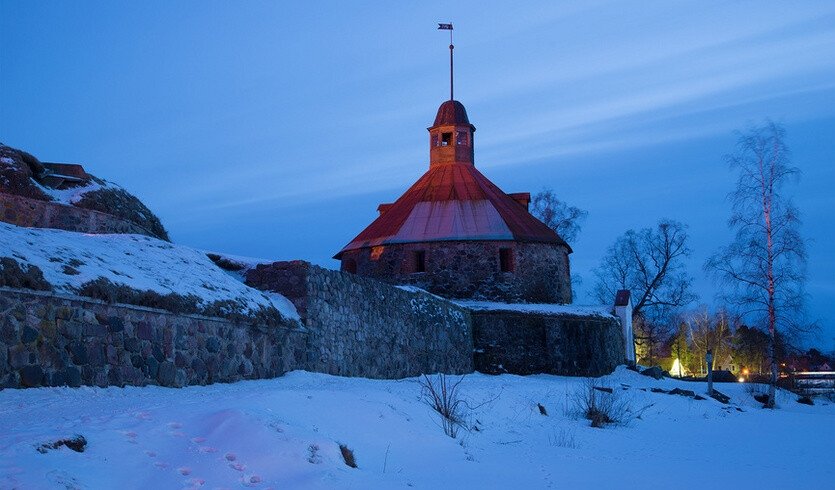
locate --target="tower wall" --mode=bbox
[340,240,572,304]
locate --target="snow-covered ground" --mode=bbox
[0,223,298,320]
[1,368,832,489]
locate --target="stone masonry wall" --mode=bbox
[340,241,572,304]
[471,310,625,377]
[0,288,307,389]
[0,192,156,238]
[246,261,474,379]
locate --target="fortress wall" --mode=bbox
[0,192,155,238]
[470,310,626,377]
[246,261,474,379]
[1,264,625,389]
[0,288,307,389]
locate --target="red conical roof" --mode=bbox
[335,163,569,257]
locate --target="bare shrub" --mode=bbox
[206,253,246,272]
[571,379,634,428]
[746,382,768,397]
[549,428,576,449]
[0,257,52,291]
[339,444,357,468]
[77,278,200,314]
[419,374,466,438]
[74,278,288,326]
[62,265,80,275]
[74,187,169,241]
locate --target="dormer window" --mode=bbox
[441,132,452,146]
[456,130,468,146]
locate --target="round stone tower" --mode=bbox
[334,99,572,304]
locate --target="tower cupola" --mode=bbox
[428,100,475,167]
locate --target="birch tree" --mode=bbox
[706,121,808,408]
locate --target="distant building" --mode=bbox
[335,99,572,304]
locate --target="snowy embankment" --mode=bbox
[0,222,298,320]
[1,368,832,489]
[34,176,107,205]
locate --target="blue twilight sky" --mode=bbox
[2,1,834,349]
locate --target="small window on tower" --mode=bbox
[414,251,426,273]
[499,248,514,272]
[432,133,441,147]
[456,130,468,146]
[441,132,452,146]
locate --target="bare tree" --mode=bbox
[687,307,733,375]
[592,219,697,363]
[632,316,671,367]
[706,121,810,408]
[530,188,588,245]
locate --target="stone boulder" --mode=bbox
[641,366,665,380]
[0,144,51,201]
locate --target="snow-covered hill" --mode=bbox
[0,222,298,321]
[1,368,832,489]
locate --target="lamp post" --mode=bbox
[706,349,714,396]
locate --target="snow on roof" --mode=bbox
[0,222,299,321]
[454,300,615,318]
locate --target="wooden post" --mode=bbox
[706,349,714,396]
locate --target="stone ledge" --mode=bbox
[0,287,306,331]
[0,192,157,238]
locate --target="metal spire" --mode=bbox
[438,23,454,100]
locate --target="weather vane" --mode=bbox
[438,22,454,100]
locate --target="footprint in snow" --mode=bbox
[45,469,83,490]
[122,431,139,444]
[178,467,192,476]
[241,474,262,487]
[184,477,206,488]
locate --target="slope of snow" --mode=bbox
[35,179,106,205]
[1,368,832,489]
[455,300,615,318]
[0,222,298,321]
